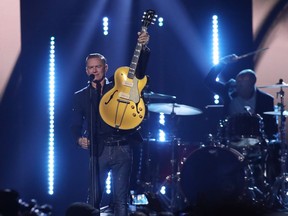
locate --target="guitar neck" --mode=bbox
[128,27,147,79]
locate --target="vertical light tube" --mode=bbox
[212,15,220,104]
[103,17,109,35]
[48,36,55,195]
[212,15,220,65]
[106,171,111,194]
[158,113,166,142]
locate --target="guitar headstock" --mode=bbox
[141,9,157,28]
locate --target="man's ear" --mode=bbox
[105,64,108,73]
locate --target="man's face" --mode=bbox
[86,57,107,82]
[236,74,255,99]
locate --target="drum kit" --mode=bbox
[142,92,203,212]
[259,81,288,209]
[137,82,288,213]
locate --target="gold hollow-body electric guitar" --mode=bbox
[99,10,156,130]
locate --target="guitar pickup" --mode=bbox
[122,80,134,87]
[118,92,130,100]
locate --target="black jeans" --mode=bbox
[89,144,132,216]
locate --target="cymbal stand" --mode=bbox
[167,105,184,213]
[140,92,154,192]
[269,82,288,208]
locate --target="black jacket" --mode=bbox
[204,63,277,139]
[71,48,150,155]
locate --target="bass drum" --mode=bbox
[180,146,247,206]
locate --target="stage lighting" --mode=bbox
[105,171,111,194]
[158,113,166,142]
[48,36,55,195]
[212,15,219,65]
[212,15,221,105]
[103,17,109,35]
[158,17,164,27]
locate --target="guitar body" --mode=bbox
[99,66,147,130]
[99,9,156,130]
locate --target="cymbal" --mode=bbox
[143,91,176,100]
[258,83,288,89]
[148,103,202,115]
[264,110,288,116]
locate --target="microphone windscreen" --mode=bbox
[89,74,95,81]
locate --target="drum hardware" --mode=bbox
[265,140,281,186]
[147,103,202,212]
[215,113,269,200]
[136,90,175,192]
[139,97,201,201]
[231,146,265,199]
[148,103,202,212]
[216,119,228,145]
[220,111,277,202]
[204,105,225,144]
[264,110,288,116]
[265,79,288,209]
[165,127,187,212]
[154,138,192,213]
[212,112,270,206]
[138,90,178,192]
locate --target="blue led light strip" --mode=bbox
[212,15,220,104]
[212,15,220,65]
[48,36,55,195]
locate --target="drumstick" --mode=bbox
[237,48,268,60]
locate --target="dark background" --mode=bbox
[0,0,255,215]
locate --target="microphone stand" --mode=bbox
[88,78,100,208]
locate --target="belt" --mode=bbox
[104,140,128,146]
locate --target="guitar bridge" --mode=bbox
[117,99,130,104]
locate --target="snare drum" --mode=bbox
[225,114,264,147]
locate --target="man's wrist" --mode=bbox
[142,45,150,51]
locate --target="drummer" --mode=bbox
[204,54,278,140]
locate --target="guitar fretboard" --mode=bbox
[128,26,148,79]
[128,43,142,79]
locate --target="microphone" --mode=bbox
[89,74,95,82]
[88,74,95,87]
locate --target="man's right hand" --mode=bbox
[77,137,90,149]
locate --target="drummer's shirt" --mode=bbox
[228,92,256,116]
